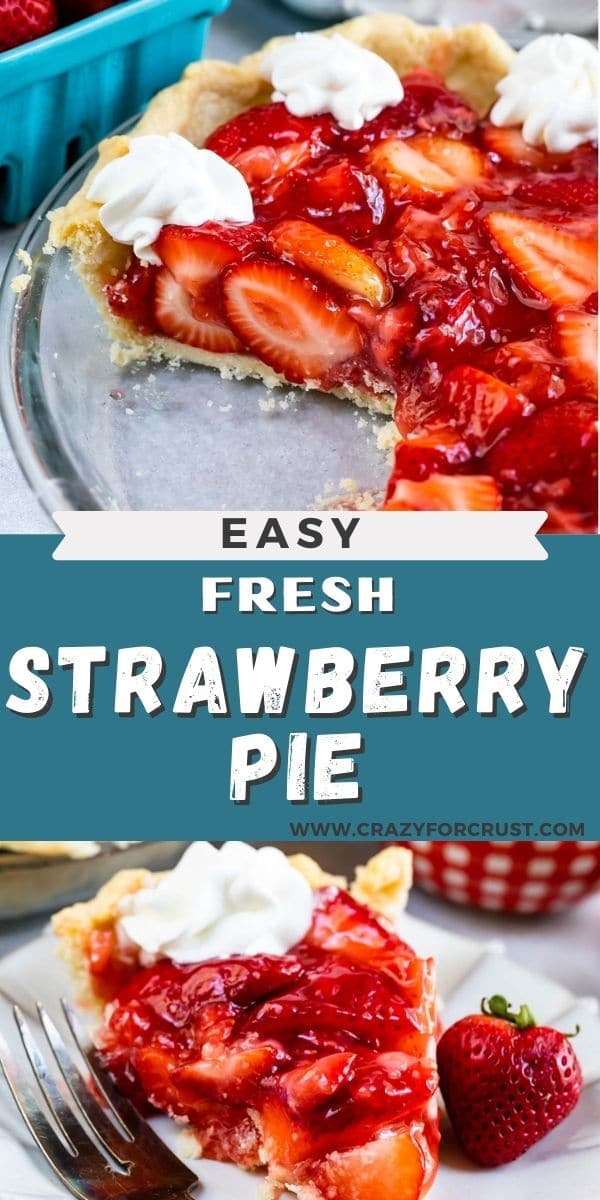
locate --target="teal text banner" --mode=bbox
[0,536,597,840]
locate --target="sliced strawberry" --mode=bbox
[233,140,312,186]
[299,158,386,241]
[367,134,486,199]
[176,1044,278,1103]
[554,309,598,396]
[561,216,599,241]
[154,269,243,353]
[485,399,598,497]
[252,966,414,1050]
[281,1054,358,1123]
[515,175,598,212]
[487,338,565,407]
[392,425,471,481]
[542,504,595,533]
[385,234,431,289]
[481,126,559,169]
[267,1052,437,1167]
[301,890,433,1041]
[393,201,472,255]
[205,101,337,163]
[105,261,155,330]
[155,222,263,298]
[264,1067,435,1172]
[367,137,458,198]
[269,219,392,308]
[385,474,502,510]
[351,1052,438,1115]
[206,104,339,191]
[206,103,335,188]
[410,284,486,357]
[303,887,411,962]
[85,928,138,1001]
[88,929,115,976]
[134,1043,180,1115]
[313,1129,427,1200]
[439,366,528,453]
[222,261,362,384]
[368,301,417,376]
[411,133,488,184]
[484,212,598,308]
[260,1097,315,1168]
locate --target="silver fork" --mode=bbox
[0,999,198,1200]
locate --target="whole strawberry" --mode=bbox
[0,0,57,52]
[438,995,582,1166]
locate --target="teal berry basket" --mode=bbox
[0,0,231,224]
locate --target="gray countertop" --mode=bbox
[0,0,326,534]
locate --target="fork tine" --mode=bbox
[61,1001,158,1136]
[37,1004,131,1167]
[14,1005,88,1155]
[0,1031,107,1200]
[61,1000,199,1191]
[12,1003,124,1171]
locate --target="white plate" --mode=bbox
[0,918,598,1200]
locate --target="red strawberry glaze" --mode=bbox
[105,71,598,530]
[90,888,439,1196]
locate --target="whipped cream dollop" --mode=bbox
[261,33,404,132]
[490,34,598,153]
[117,841,314,964]
[87,133,254,265]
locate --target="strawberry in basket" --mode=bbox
[0,0,57,52]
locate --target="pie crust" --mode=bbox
[52,844,413,1010]
[48,14,514,414]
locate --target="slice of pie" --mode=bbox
[53,843,439,1200]
[48,16,598,529]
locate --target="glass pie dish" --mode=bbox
[0,131,390,519]
[0,840,189,919]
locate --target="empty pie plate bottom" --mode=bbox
[0,140,390,518]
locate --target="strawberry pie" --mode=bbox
[53,842,439,1200]
[49,17,598,530]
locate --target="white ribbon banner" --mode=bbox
[53,511,548,561]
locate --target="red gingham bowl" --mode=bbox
[404,841,600,913]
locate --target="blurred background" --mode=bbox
[206,0,598,64]
[279,0,596,34]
